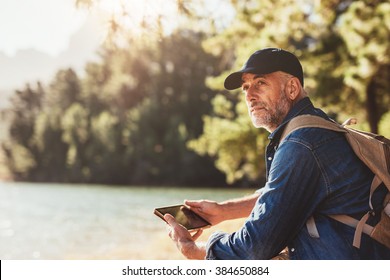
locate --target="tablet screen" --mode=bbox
[154,205,210,230]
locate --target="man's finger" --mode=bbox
[164,213,179,227]
[191,229,203,241]
[184,201,205,217]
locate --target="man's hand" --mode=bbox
[185,193,260,225]
[164,213,206,260]
[184,199,225,226]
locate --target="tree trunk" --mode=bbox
[366,79,378,134]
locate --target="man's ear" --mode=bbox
[286,77,301,101]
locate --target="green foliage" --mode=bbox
[379,112,390,138]
[2,83,42,180]
[4,144,36,176]
[1,29,226,186]
[188,114,267,185]
[188,91,268,185]
[335,0,390,132]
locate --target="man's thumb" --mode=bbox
[184,200,201,209]
[164,213,176,225]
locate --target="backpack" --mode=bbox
[280,114,390,249]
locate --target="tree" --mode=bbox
[190,0,390,184]
[1,29,227,186]
[113,30,226,185]
[2,82,46,180]
[338,0,390,133]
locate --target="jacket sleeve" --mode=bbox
[205,139,325,259]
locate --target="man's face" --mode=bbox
[241,72,293,132]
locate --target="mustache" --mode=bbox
[249,101,268,110]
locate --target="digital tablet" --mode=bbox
[154,204,211,230]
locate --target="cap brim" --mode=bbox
[223,67,262,90]
[224,72,244,90]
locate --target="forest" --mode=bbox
[1,0,389,187]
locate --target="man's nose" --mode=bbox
[245,85,257,101]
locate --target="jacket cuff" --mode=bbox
[205,231,228,260]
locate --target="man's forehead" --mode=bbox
[241,71,284,84]
[241,73,269,84]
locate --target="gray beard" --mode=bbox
[251,90,293,131]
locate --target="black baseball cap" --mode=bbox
[224,48,304,90]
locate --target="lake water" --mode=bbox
[0,182,254,259]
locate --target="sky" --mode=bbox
[0,0,107,98]
[0,0,234,102]
[0,0,182,93]
[0,0,89,56]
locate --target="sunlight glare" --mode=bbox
[96,0,178,35]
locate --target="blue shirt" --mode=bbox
[205,97,390,259]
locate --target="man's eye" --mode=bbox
[257,80,264,85]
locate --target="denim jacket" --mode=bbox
[205,97,390,259]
